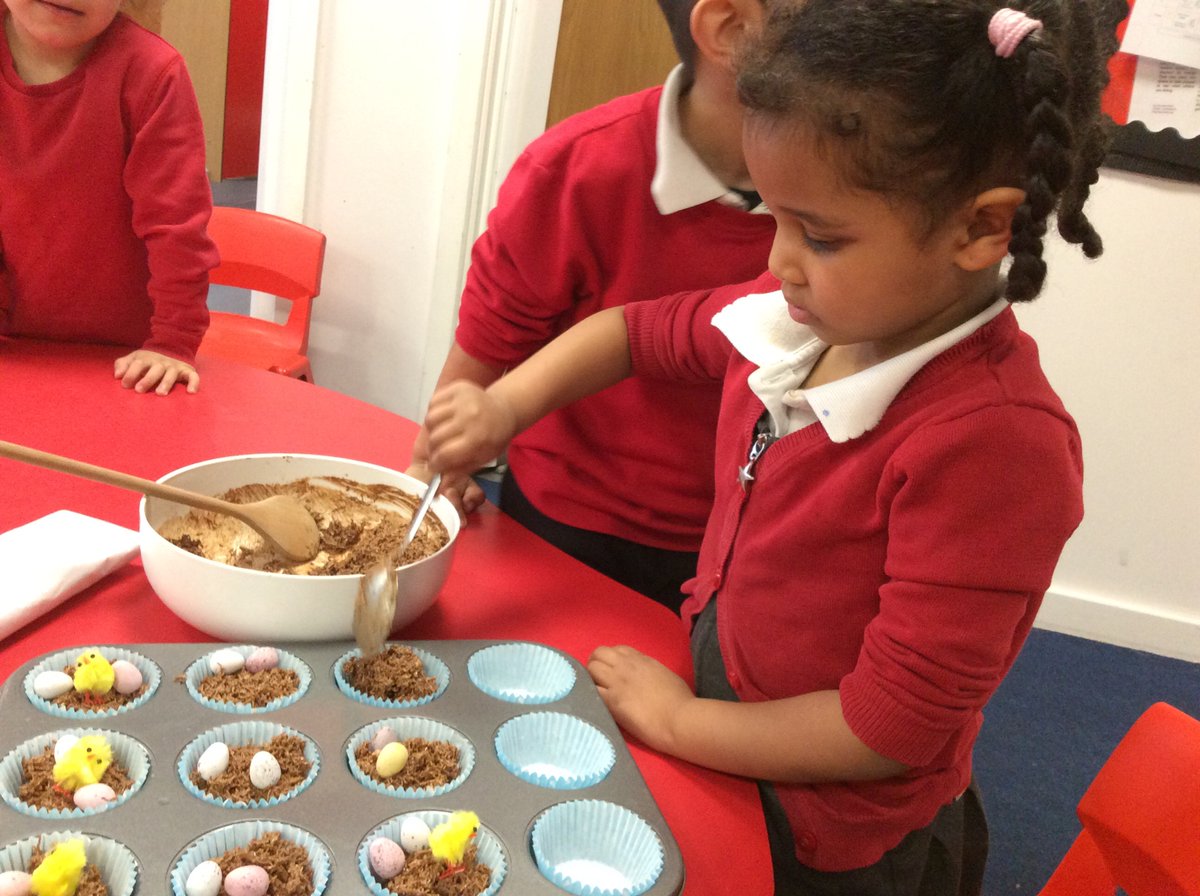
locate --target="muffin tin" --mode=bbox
[0,642,684,895]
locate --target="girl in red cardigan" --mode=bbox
[424,1,1128,891]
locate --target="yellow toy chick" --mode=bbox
[52,735,112,793]
[429,810,479,876]
[30,838,87,896]
[72,650,115,703]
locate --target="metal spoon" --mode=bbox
[0,440,321,562]
[353,472,442,656]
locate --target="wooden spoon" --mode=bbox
[0,440,321,562]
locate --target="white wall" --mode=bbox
[1014,170,1200,661]
[263,4,1200,661]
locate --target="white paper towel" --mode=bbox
[0,510,140,641]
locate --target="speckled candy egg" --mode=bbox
[399,815,431,852]
[196,742,231,782]
[368,836,406,880]
[32,670,74,700]
[53,734,80,764]
[0,870,33,896]
[370,726,398,751]
[183,860,222,896]
[208,648,245,675]
[222,864,269,896]
[243,646,279,673]
[375,741,409,778]
[73,782,117,810]
[110,659,144,695]
[248,750,281,789]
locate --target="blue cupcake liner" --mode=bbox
[0,728,151,820]
[531,800,664,896]
[184,646,312,714]
[169,820,331,896]
[495,712,615,790]
[345,717,474,798]
[356,810,507,896]
[333,645,449,709]
[23,647,160,719]
[0,830,139,896]
[178,720,320,809]
[467,642,575,704]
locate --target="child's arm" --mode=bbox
[588,645,908,782]
[113,349,200,396]
[425,306,632,479]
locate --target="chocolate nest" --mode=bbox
[48,663,146,712]
[341,645,439,702]
[195,667,300,707]
[213,832,313,896]
[354,738,460,790]
[379,843,491,896]
[190,733,312,803]
[19,745,133,811]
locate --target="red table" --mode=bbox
[0,337,771,894]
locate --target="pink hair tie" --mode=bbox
[988,8,1043,59]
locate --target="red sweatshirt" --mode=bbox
[627,281,1084,870]
[0,13,217,361]
[455,86,776,551]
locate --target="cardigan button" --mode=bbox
[727,669,741,689]
[798,831,818,852]
[712,572,722,590]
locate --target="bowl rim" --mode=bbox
[138,453,459,581]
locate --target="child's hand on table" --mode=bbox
[425,380,518,480]
[114,350,200,395]
[588,645,694,754]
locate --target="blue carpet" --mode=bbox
[976,628,1200,893]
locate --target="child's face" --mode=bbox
[746,121,987,361]
[4,0,122,54]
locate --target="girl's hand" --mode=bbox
[114,350,200,394]
[424,380,518,480]
[587,645,694,753]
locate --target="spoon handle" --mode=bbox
[402,472,442,550]
[0,440,242,517]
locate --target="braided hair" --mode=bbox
[737,0,1129,301]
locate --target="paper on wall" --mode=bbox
[1122,0,1200,69]
[1127,55,1200,137]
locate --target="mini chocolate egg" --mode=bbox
[73,781,117,810]
[243,646,279,673]
[0,870,33,896]
[399,814,431,852]
[248,750,281,789]
[53,734,80,764]
[183,860,222,896]
[208,648,245,675]
[32,670,74,700]
[368,836,406,879]
[196,741,231,781]
[370,726,398,751]
[110,659,144,695]
[375,741,409,778]
[222,864,269,896]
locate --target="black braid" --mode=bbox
[737,0,1130,303]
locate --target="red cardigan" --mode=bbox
[455,87,776,551]
[627,283,1084,870]
[0,13,217,361]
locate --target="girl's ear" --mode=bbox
[956,187,1026,271]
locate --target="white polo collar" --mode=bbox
[650,66,767,215]
[712,291,1008,441]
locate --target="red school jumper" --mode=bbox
[0,13,217,362]
[454,86,777,551]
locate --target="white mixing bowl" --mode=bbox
[139,454,459,641]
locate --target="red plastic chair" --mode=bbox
[1039,702,1200,896]
[198,206,327,382]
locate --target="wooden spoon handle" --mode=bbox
[0,440,241,518]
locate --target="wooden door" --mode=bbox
[546,0,679,128]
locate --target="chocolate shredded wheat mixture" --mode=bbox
[196,667,300,706]
[191,733,311,803]
[354,738,460,790]
[29,844,108,896]
[341,645,438,702]
[214,832,313,896]
[19,746,133,811]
